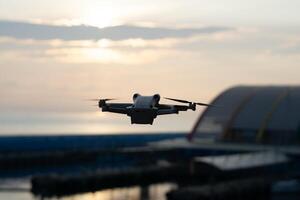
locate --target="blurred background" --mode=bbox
[1,0,300,134]
[0,1,300,200]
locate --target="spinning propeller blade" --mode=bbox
[165,97,215,107]
[87,98,116,102]
[195,102,214,107]
[164,97,191,104]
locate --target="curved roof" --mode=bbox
[190,86,300,145]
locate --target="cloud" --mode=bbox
[0,20,232,41]
[0,20,233,65]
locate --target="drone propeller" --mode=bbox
[87,98,116,102]
[86,98,116,107]
[195,102,213,107]
[164,97,191,104]
[164,97,214,107]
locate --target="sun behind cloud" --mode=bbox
[80,5,121,28]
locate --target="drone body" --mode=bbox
[95,93,212,125]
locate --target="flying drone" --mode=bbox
[91,93,214,125]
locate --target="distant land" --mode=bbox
[0,132,185,152]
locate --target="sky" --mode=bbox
[0,0,300,135]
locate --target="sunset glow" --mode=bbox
[80,4,122,28]
[1,0,300,134]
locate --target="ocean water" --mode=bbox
[0,134,299,200]
[0,134,184,200]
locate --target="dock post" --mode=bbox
[140,186,149,200]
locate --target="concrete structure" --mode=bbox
[190,86,300,145]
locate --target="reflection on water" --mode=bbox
[0,181,176,200]
[0,191,34,200]
[0,179,299,200]
[62,183,177,200]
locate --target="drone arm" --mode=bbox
[101,103,132,115]
[174,105,190,111]
[102,107,127,114]
[157,105,190,115]
[157,108,178,115]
